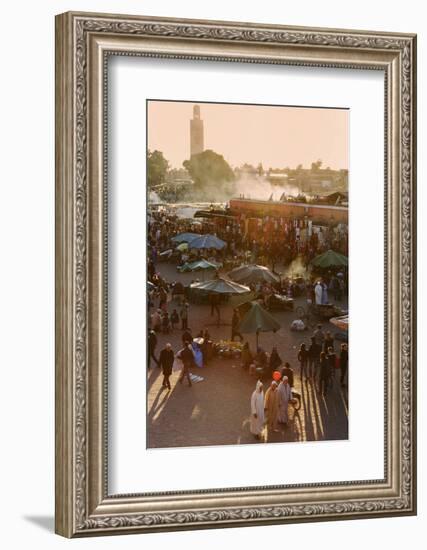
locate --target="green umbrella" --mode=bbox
[187,259,220,271]
[311,249,348,269]
[190,277,250,294]
[227,263,280,284]
[237,301,281,349]
[190,277,250,325]
[178,259,220,278]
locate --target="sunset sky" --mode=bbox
[147,100,349,171]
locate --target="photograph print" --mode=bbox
[147,100,349,449]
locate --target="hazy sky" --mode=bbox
[147,100,349,170]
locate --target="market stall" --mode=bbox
[188,234,226,250]
[237,301,281,350]
[311,249,348,269]
[227,263,280,285]
[188,277,251,319]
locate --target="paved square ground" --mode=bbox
[147,263,348,448]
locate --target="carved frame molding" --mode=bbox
[55,12,416,537]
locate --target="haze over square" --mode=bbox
[147,100,349,170]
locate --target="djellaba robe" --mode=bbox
[264,385,279,430]
[277,381,292,424]
[315,283,323,305]
[250,385,265,436]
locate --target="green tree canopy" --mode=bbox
[167,167,189,181]
[311,159,323,171]
[147,150,169,188]
[183,150,235,189]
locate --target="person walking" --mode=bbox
[180,303,189,331]
[277,376,292,426]
[319,351,330,396]
[161,311,170,334]
[323,331,335,353]
[297,343,309,381]
[331,276,340,301]
[158,343,174,390]
[148,329,159,368]
[231,309,243,341]
[250,380,265,440]
[312,325,324,383]
[314,280,323,305]
[209,293,220,318]
[281,362,294,388]
[307,336,318,379]
[340,343,348,387]
[264,381,280,434]
[313,324,325,349]
[177,342,194,387]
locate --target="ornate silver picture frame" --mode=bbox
[55,11,417,537]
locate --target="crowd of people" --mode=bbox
[248,325,348,441]
[148,324,213,388]
[149,318,349,442]
[250,375,294,440]
[147,209,347,324]
[148,207,348,275]
[240,325,348,387]
[147,208,348,338]
[147,206,349,444]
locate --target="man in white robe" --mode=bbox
[315,280,323,305]
[250,380,265,440]
[277,376,292,425]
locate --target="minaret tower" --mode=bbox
[190,104,204,157]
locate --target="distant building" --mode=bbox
[267,172,289,185]
[229,197,348,225]
[284,167,348,194]
[190,105,204,157]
